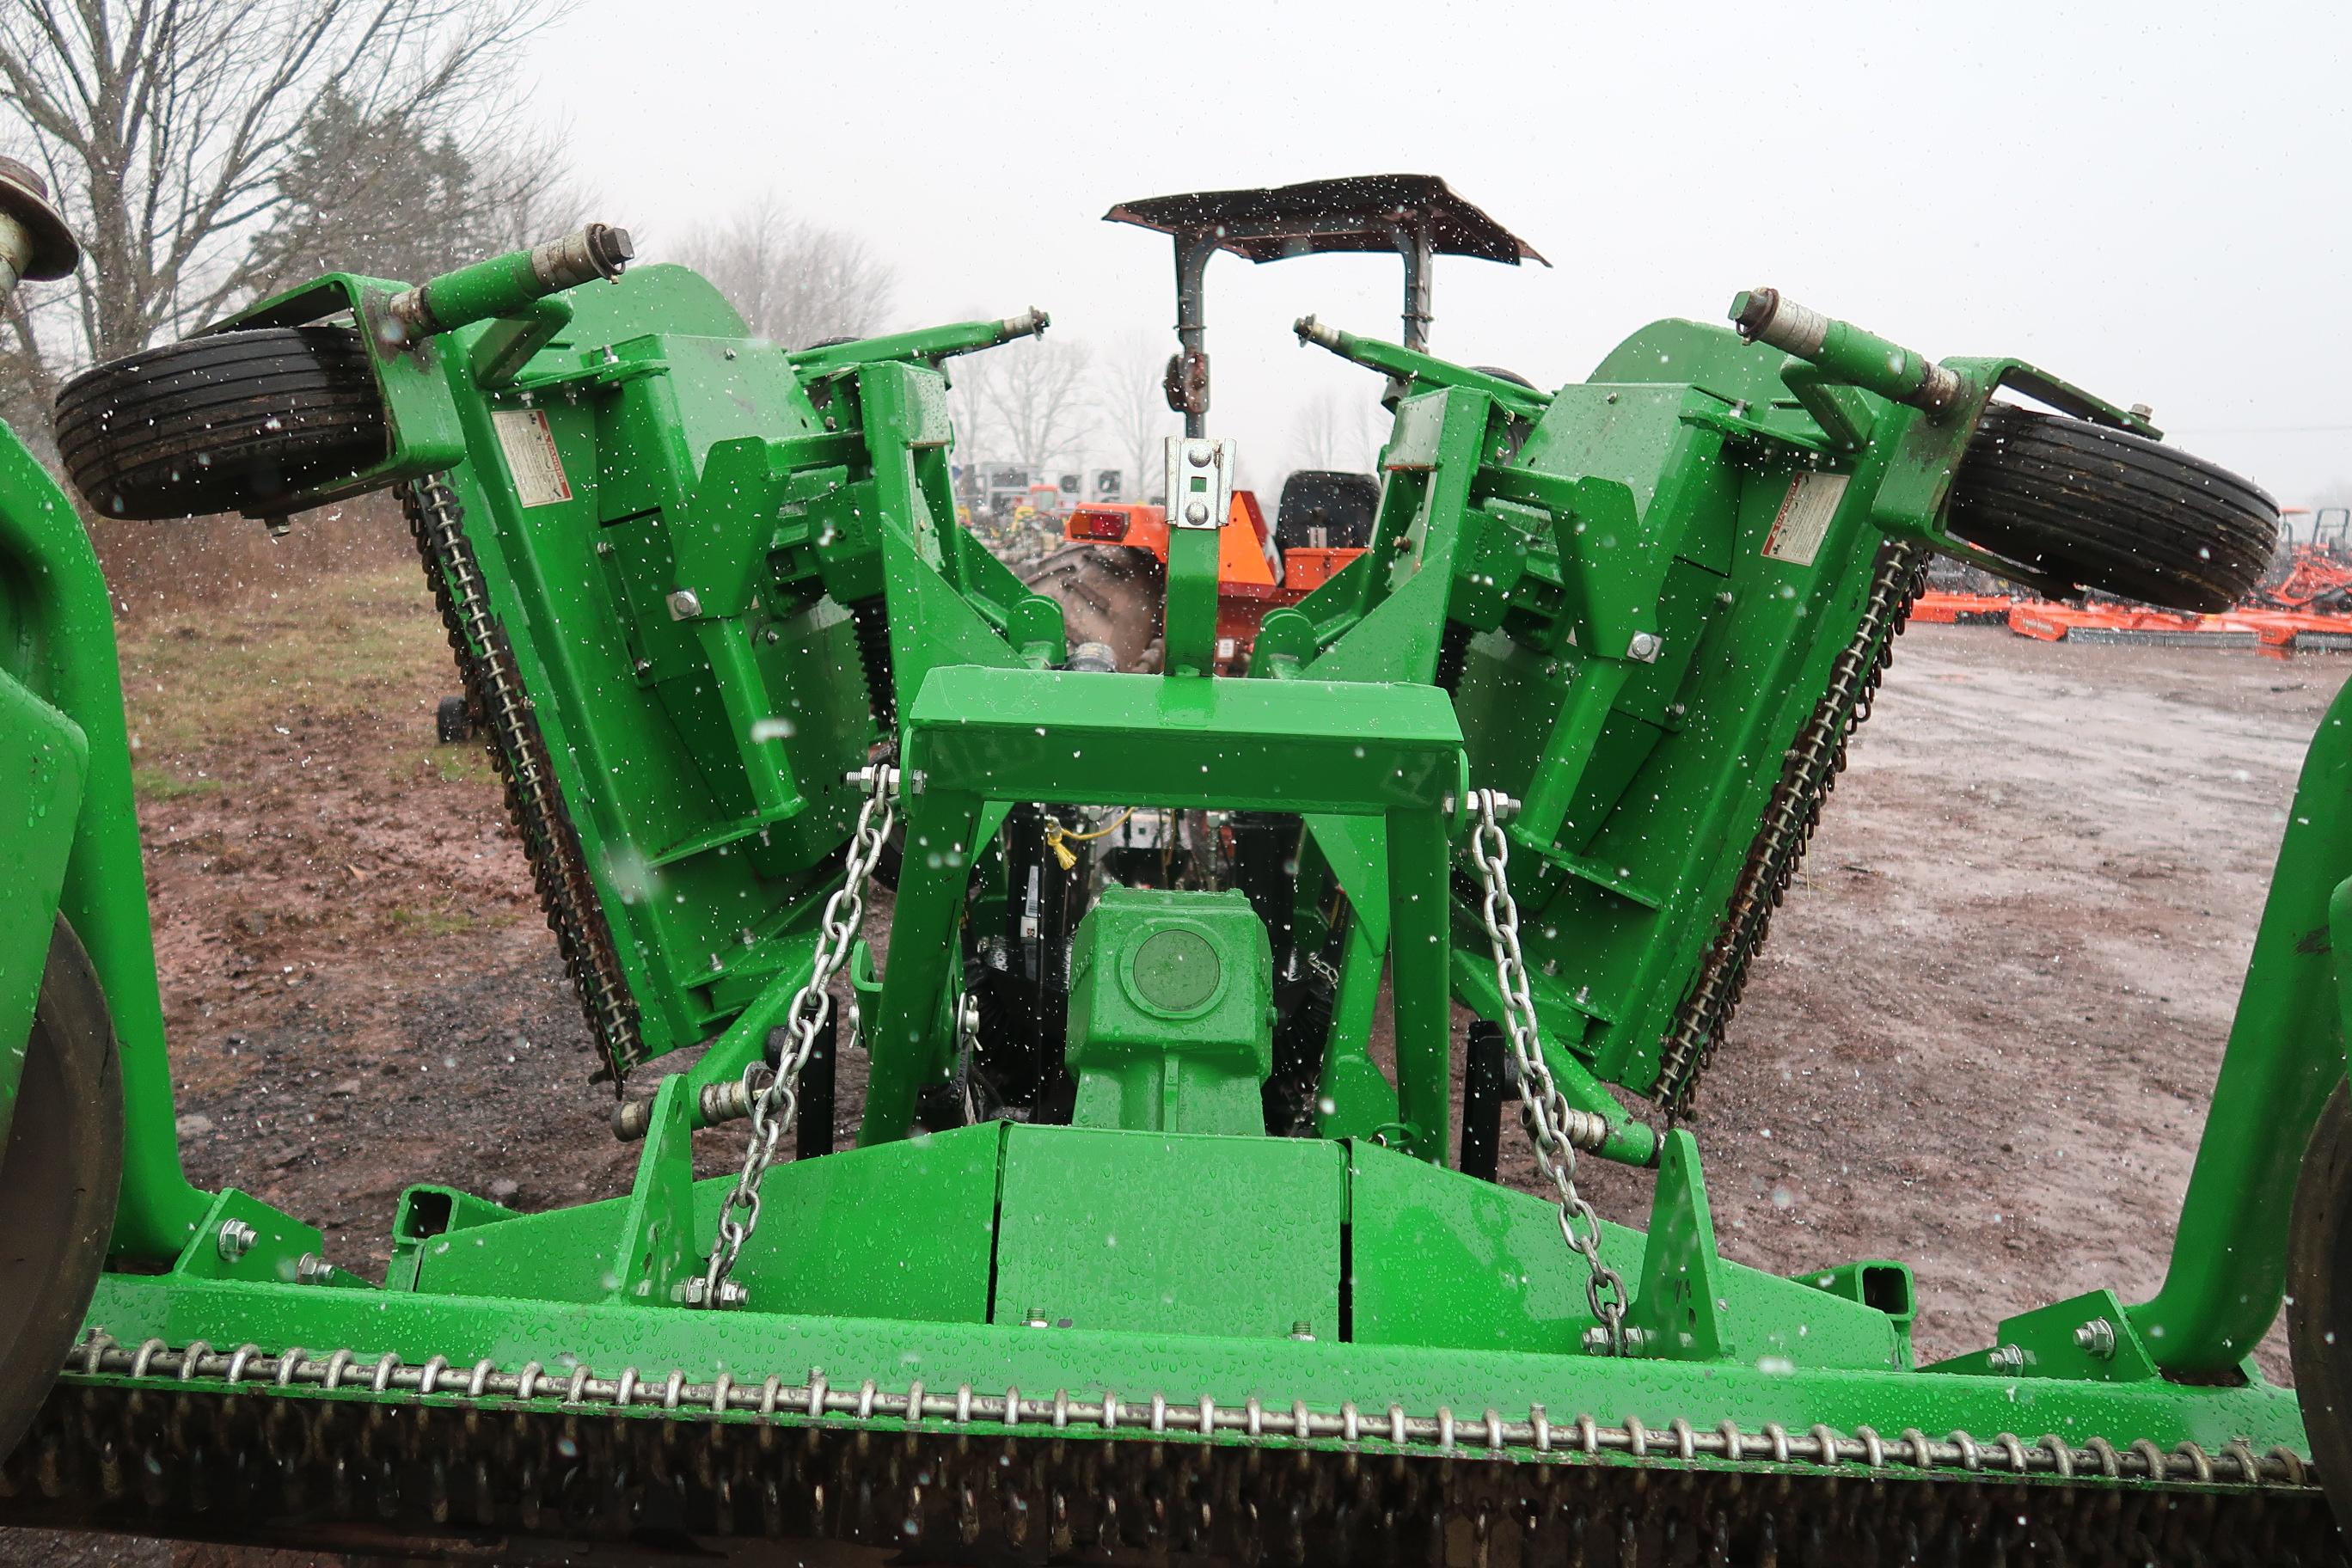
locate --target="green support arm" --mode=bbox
[0,423,207,1260]
[2128,675,2352,1371]
[1293,316,1553,420]
[787,309,1049,375]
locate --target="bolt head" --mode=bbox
[667,589,703,621]
[1627,632,1663,663]
[1184,500,1210,525]
[2128,403,2153,421]
[1186,443,1213,468]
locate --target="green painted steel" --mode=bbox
[1066,887,1273,1136]
[0,423,88,1144]
[2126,672,2352,1370]
[3,222,2335,1552]
[0,416,207,1259]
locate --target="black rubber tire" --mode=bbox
[1017,544,1165,672]
[435,694,475,744]
[0,918,124,1461]
[1272,469,1380,553]
[53,327,388,520]
[1945,404,2277,614]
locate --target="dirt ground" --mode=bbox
[4,573,2342,1565]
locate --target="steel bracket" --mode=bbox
[1622,1130,1731,1359]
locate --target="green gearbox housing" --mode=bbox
[1066,886,1273,1136]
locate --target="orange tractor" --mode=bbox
[1020,176,1542,671]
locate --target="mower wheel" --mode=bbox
[1018,544,1166,671]
[54,327,387,520]
[1945,404,2276,614]
[435,695,475,744]
[2290,1081,2352,1534]
[0,917,124,1460]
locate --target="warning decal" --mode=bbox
[491,407,574,507]
[1761,471,1847,567]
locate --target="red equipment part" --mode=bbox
[2261,545,2352,612]
[1908,591,2016,626]
[1049,491,1364,669]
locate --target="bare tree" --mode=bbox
[956,335,1093,477]
[0,0,560,390]
[1288,388,1383,473]
[242,89,591,299]
[1094,332,1175,504]
[677,194,897,348]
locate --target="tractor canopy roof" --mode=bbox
[1103,174,1547,268]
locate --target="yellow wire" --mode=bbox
[1043,809,1136,869]
[1059,808,1136,843]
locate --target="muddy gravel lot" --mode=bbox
[5,574,2343,1564]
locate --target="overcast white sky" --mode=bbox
[530,1,2351,507]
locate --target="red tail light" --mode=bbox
[1070,509,1129,542]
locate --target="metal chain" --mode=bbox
[1655,542,1929,1118]
[1465,788,1630,1354]
[700,765,899,1305]
[401,476,643,1080]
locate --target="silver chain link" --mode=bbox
[700,765,899,1305]
[1466,788,1630,1354]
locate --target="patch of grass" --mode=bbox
[385,905,481,938]
[132,765,224,802]
[118,565,451,757]
[426,746,493,785]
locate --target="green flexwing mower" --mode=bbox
[1,167,2343,1565]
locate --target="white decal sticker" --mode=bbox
[1762,471,1847,566]
[492,407,573,507]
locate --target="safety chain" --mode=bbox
[50,1335,2318,1490]
[1466,788,1630,1355]
[700,764,899,1305]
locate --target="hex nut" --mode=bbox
[216,1218,257,1263]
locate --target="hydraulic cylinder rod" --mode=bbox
[389,224,634,340]
[1730,288,1963,413]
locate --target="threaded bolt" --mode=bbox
[216,1219,257,1263]
[1987,1343,2026,1375]
[683,1277,750,1308]
[2074,1317,2117,1360]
